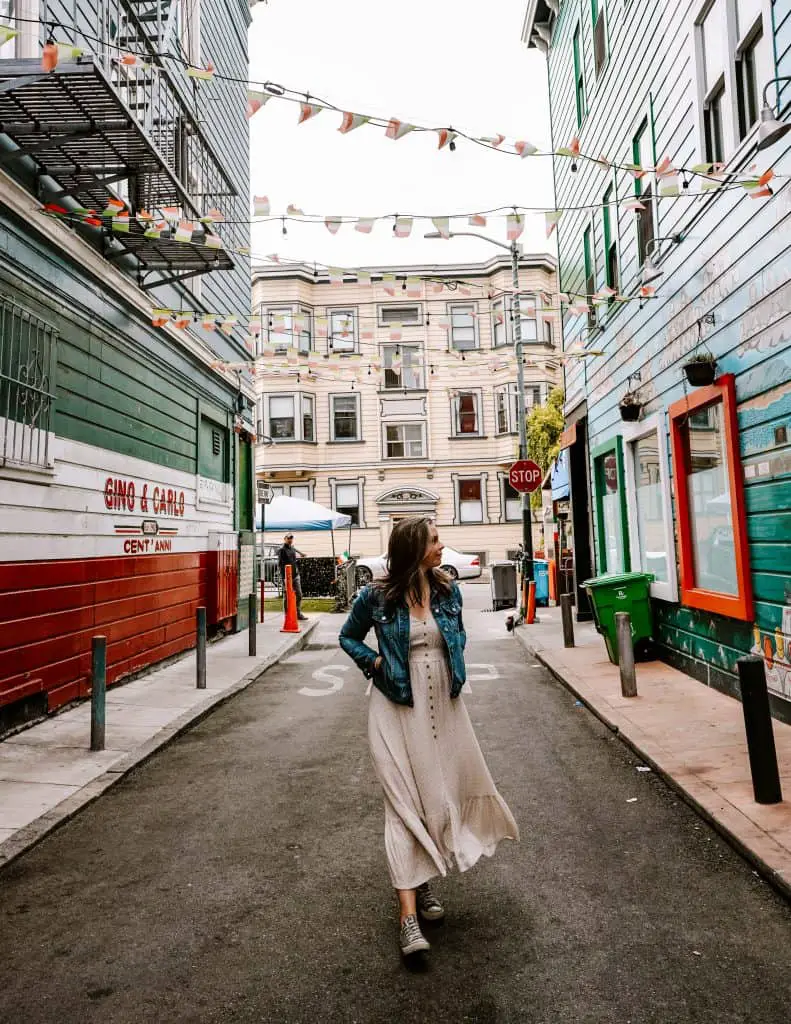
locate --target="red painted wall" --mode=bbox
[0,553,211,712]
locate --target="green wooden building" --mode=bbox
[523,0,791,716]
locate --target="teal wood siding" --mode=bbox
[0,211,237,471]
[544,0,791,707]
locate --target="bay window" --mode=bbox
[492,300,507,347]
[329,308,357,352]
[383,344,423,389]
[494,383,519,434]
[449,303,478,351]
[669,375,753,619]
[266,392,316,442]
[503,477,522,521]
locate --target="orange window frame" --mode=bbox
[668,374,753,621]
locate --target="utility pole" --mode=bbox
[510,241,533,586]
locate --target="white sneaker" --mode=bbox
[399,914,430,955]
[416,881,445,921]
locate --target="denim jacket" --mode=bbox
[338,582,467,707]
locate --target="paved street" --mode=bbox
[2,585,791,1023]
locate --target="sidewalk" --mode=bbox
[0,613,321,870]
[515,608,791,900]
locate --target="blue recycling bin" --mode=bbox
[533,559,549,606]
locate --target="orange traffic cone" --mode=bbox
[281,565,300,633]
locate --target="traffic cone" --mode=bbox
[281,565,300,633]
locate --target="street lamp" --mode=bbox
[424,229,535,586]
[757,76,791,151]
[640,234,682,287]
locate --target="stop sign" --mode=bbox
[509,459,543,493]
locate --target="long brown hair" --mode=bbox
[376,516,451,607]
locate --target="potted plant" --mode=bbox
[683,352,717,386]
[618,391,642,422]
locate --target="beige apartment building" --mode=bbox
[252,254,560,566]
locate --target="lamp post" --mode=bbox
[424,230,534,585]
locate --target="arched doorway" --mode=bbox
[375,487,439,550]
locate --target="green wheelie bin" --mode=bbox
[582,572,655,665]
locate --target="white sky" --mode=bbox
[247,0,556,270]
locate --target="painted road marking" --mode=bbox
[463,663,501,693]
[299,664,350,696]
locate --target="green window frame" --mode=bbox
[573,26,586,128]
[602,183,618,296]
[592,436,631,574]
[632,117,656,267]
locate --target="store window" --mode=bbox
[459,478,483,523]
[622,414,678,602]
[669,375,753,619]
[593,437,629,574]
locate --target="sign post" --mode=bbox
[508,459,543,618]
[257,481,274,622]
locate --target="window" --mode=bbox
[543,320,553,345]
[380,305,421,326]
[526,385,542,410]
[302,395,314,442]
[0,293,57,471]
[573,25,586,128]
[503,478,522,521]
[592,0,607,77]
[334,482,361,525]
[622,414,678,602]
[494,383,519,434]
[632,119,656,267]
[602,184,618,297]
[700,0,728,162]
[593,437,629,574]
[449,304,478,351]
[297,307,312,354]
[330,393,360,440]
[266,306,292,351]
[516,295,538,343]
[385,423,425,459]
[459,479,483,523]
[383,344,423,389]
[669,375,753,619]
[735,0,769,140]
[289,484,311,502]
[266,392,315,442]
[452,391,482,436]
[329,308,357,352]
[583,226,597,329]
[492,300,507,347]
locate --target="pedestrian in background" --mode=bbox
[339,516,518,958]
[278,533,308,621]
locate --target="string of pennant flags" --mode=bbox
[5,17,779,191]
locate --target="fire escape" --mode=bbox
[0,0,238,289]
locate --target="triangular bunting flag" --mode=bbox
[286,204,304,216]
[246,90,273,118]
[298,102,323,123]
[325,216,342,234]
[382,273,396,296]
[355,218,375,234]
[480,134,505,148]
[339,111,370,133]
[186,62,215,81]
[357,271,372,286]
[385,118,414,140]
[506,213,524,241]
[469,214,487,227]
[431,216,450,238]
[394,216,412,238]
[514,140,538,158]
[545,210,562,237]
[437,128,457,150]
[253,196,270,216]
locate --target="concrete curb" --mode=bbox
[514,625,791,905]
[0,620,319,872]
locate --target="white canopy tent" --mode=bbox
[258,494,352,561]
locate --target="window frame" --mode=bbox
[572,23,586,128]
[591,0,608,79]
[583,224,597,330]
[329,391,361,442]
[494,382,519,435]
[451,389,484,438]
[297,305,313,354]
[265,390,317,443]
[622,413,679,603]
[602,182,619,297]
[491,298,507,348]
[592,435,631,575]
[263,304,293,352]
[382,342,425,390]
[383,421,426,460]
[333,480,362,526]
[632,115,657,268]
[448,302,479,352]
[328,307,358,354]
[668,374,753,620]
[501,474,522,522]
[458,476,484,524]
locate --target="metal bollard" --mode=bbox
[737,656,782,804]
[260,578,266,623]
[90,635,107,752]
[249,593,257,656]
[615,612,638,698]
[560,593,575,648]
[196,606,207,689]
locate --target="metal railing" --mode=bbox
[0,295,57,469]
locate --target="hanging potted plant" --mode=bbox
[618,391,642,421]
[618,372,643,422]
[682,351,717,387]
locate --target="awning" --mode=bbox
[551,448,570,501]
[260,495,352,532]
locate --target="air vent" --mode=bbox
[212,429,221,456]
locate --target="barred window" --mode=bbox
[0,296,57,470]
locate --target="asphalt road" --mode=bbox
[2,585,791,1024]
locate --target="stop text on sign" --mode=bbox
[508,459,543,493]
[104,477,186,517]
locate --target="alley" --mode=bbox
[2,586,791,1024]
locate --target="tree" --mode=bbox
[526,387,565,508]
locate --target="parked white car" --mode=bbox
[355,546,481,585]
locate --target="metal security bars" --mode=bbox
[0,295,57,470]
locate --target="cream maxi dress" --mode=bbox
[368,612,519,890]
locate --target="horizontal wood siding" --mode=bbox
[546,0,791,701]
[0,552,210,711]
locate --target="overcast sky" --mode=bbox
[247,0,556,270]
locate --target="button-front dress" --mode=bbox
[368,612,519,890]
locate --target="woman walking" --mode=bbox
[339,516,519,957]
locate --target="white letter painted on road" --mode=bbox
[299,664,350,696]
